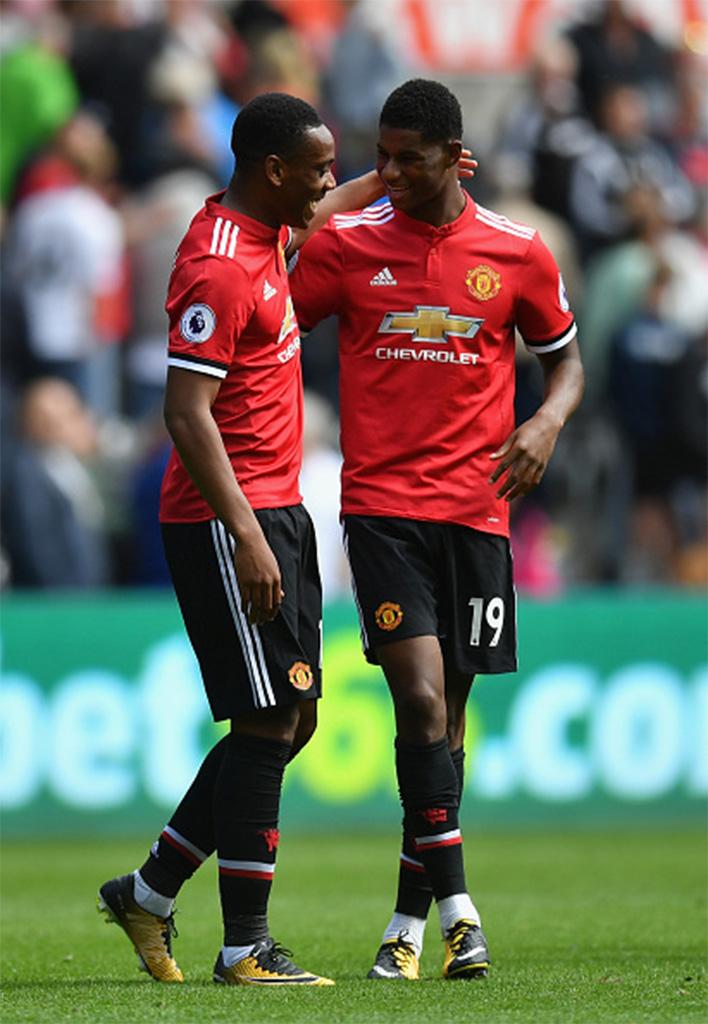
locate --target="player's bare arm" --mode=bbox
[288,151,477,255]
[163,367,283,624]
[489,338,584,501]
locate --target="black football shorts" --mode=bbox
[162,505,322,721]
[343,514,517,676]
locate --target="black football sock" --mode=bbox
[395,737,467,901]
[139,735,227,898]
[394,743,466,918]
[216,732,291,946]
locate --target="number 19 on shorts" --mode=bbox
[468,596,505,647]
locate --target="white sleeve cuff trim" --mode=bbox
[168,356,227,379]
[525,322,577,354]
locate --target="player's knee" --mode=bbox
[232,704,300,745]
[395,681,446,744]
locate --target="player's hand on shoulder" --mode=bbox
[233,532,284,625]
[458,149,478,179]
[488,413,561,502]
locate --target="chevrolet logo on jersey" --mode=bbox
[378,306,483,343]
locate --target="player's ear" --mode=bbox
[446,140,463,168]
[265,154,286,188]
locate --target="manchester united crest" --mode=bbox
[374,601,403,632]
[288,660,313,691]
[466,265,501,302]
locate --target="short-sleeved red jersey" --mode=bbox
[160,193,303,522]
[289,193,576,537]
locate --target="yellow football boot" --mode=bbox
[213,939,334,986]
[367,935,420,980]
[442,919,490,980]
[97,874,183,982]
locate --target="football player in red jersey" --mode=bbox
[289,79,584,981]
[97,92,412,988]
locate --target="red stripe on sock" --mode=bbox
[161,829,202,866]
[401,858,427,874]
[218,867,274,880]
[416,836,463,851]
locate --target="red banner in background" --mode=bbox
[275,0,708,72]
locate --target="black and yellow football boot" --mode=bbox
[442,919,490,980]
[213,938,334,986]
[367,934,420,980]
[97,874,183,982]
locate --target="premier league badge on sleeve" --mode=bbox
[180,303,216,343]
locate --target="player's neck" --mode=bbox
[220,181,281,230]
[406,183,466,229]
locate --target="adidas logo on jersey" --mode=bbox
[263,279,277,301]
[370,266,397,286]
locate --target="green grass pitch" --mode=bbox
[1,829,705,1022]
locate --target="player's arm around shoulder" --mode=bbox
[287,152,478,256]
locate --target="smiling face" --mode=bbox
[376,125,459,220]
[276,124,336,228]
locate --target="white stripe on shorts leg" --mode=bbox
[224,533,277,706]
[341,522,369,649]
[248,622,276,705]
[210,520,266,708]
[220,523,277,707]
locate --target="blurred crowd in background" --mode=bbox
[1,0,706,596]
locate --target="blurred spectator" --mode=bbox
[568,84,695,259]
[323,0,408,181]
[124,158,220,419]
[128,417,172,587]
[146,0,240,185]
[64,0,169,186]
[580,183,708,407]
[510,504,564,597]
[1,378,109,587]
[667,52,708,191]
[566,0,676,132]
[0,7,78,204]
[495,37,595,222]
[5,111,128,416]
[608,264,698,583]
[230,0,320,106]
[122,29,224,419]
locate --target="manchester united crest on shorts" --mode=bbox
[374,601,403,632]
[288,660,313,690]
[466,265,501,302]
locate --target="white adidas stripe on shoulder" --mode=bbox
[333,202,394,230]
[333,201,393,221]
[333,205,393,224]
[475,205,535,240]
[209,217,240,258]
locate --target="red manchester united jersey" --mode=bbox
[289,193,576,536]
[160,193,303,521]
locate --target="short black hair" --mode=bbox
[380,79,463,143]
[231,92,323,168]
